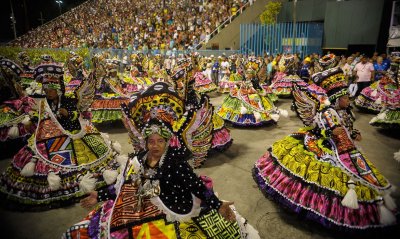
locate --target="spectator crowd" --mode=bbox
[11,0,251,51]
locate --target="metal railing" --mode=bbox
[193,1,251,50]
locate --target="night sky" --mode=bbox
[0,0,87,43]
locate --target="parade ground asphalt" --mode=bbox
[1,93,399,239]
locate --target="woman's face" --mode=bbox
[147,133,167,159]
[338,95,350,109]
[45,88,58,100]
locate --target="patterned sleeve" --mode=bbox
[177,162,222,210]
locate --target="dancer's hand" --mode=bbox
[218,201,235,222]
[80,191,98,209]
[59,108,69,117]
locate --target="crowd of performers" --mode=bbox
[0,50,399,238]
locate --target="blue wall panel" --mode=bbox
[240,22,323,58]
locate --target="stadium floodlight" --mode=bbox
[56,0,63,15]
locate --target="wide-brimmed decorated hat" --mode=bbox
[121,82,185,150]
[121,81,214,165]
[34,63,64,92]
[0,58,23,77]
[312,67,347,102]
[318,54,337,70]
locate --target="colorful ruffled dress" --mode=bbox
[63,152,259,239]
[370,108,400,129]
[253,79,397,230]
[0,98,124,209]
[271,74,307,97]
[217,80,280,126]
[210,113,233,153]
[90,74,130,123]
[193,71,217,93]
[0,96,35,142]
[355,77,400,113]
[0,58,36,143]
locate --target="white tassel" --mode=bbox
[377,111,387,120]
[389,185,397,193]
[112,141,122,154]
[371,89,378,97]
[374,97,382,105]
[394,150,400,163]
[240,106,247,114]
[8,125,19,139]
[245,223,260,239]
[100,132,110,141]
[383,193,397,211]
[20,158,37,177]
[103,169,118,185]
[254,112,261,122]
[114,174,122,190]
[271,114,280,122]
[34,89,43,95]
[21,115,31,126]
[378,201,396,225]
[47,171,61,191]
[116,154,128,167]
[79,173,96,194]
[341,181,359,209]
[279,109,288,118]
[323,99,331,106]
[26,88,33,95]
[348,83,358,97]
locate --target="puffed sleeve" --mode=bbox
[176,162,222,210]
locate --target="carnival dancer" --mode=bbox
[0,62,126,210]
[171,60,232,166]
[270,54,307,97]
[253,67,397,231]
[355,60,400,113]
[90,58,131,123]
[192,57,217,94]
[218,56,232,93]
[64,51,86,97]
[217,68,285,126]
[15,51,38,94]
[63,82,259,239]
[0,58,36,158]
